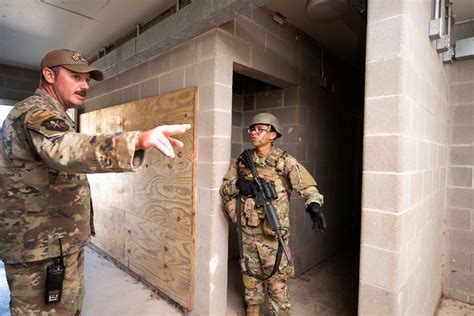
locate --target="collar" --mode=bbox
[34,89,76,129]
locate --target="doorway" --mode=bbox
[226,69,364,314]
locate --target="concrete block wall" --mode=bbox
[227,7,363,275]
[444,57,474,303]
[83,4,362,314]
[83,30,234,315]
[0,64,39,102]
[362,0,450,314]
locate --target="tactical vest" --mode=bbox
[237,148,291,236]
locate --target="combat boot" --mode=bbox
[246,304,260,316]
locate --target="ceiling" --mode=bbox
[1,0,473,71]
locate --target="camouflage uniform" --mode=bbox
[220,147,323,315]
[0,89,144,315]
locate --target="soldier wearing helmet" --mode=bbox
[220,112,326,316]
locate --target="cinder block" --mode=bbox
[117,38,135,61]
[361,209,405,251]
[235,16,265,48]
[278,24,298,43]
[118,61,150,87]
[451,82,474,105]
[449,167,473,187]
[358,281,400,315]
[198,84,233,113]
[452,125,474,145]
[277,60,298,85]
[449,228,474,252]
[232,123,243,140]
[448,269,474,293]
[448,188,474,209]
[218,20,235,35]
[255,90,283,109]
[266,32,290,63]
[231,143,241,158]
[366,15,412,63]
[139,77,160,99]
[250,46,279,78]
[362,172,410,213]
[121,85,139,104]
[367,0,406,24]
[252,7,278,35]
[359,245,406,290]
[409,172,422,207]
[171,42,198,70]
[197,109,232,138]
[104,49,118,67]
[232,110,242,126]
[7,78,37,94]
[197,31,217,61]
[448,208,472,230]
[243,96,254,111]
[149,52,171,76]
[198,137,231,163]
[451,59,474,83]
[365,57,407,98]
[216,30,251,65]
[363,135,416,172]
[159,68,184,95]
[284,87,299,107]
[232,93,243,112]
[450,146,474,166]
[453,104,474,126]
[423,169,434,199]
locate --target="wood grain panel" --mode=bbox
[79,87,196,309]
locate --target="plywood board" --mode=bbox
[79,87,196,309]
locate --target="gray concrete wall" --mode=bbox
[361,1,450,314]
[84,5,363,314]
[0,64,39,102]
[444,54,474,302]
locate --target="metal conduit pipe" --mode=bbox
[443,2,455,63]
[434,0,441,19]
[430,0,443,39]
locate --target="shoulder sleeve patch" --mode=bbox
[26,111,72,138]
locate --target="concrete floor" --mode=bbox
[1,247,474,315]
[226,249,359,316]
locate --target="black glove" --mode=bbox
[306,202,326,232]
[236,177,257,196]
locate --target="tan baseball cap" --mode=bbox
[41,49,104,81]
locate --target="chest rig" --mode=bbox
[237,148,289,229]
[236,148,293,280]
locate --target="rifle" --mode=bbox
[240,149,293,266]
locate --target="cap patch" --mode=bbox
[71,52,87,63]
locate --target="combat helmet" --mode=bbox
[249,113,282,138]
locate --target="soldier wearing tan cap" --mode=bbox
[0,48,190,315]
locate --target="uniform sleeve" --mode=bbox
[24,110,144,173]
[220,160,240,198]
[286,155,324,207]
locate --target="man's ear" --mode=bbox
[42,68,56,84]
[269,131,278,141]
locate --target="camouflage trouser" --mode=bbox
[241,230,294,316]
[5,249,85,316]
